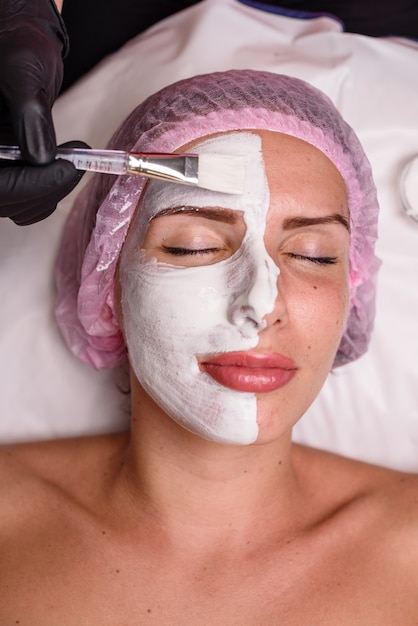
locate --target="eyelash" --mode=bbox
[162,246,219,256]
[162,247,337,265]
[288,253,338,265]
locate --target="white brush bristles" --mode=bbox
[197,153,247,194]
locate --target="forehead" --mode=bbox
[258,131,348,218]
[135,129,348,224]
[259,130,346,188]
[138,131,268,224]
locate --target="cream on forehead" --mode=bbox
[137,132,268,242]
[120,131,279,444]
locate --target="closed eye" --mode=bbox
[288,253,338,265]
[162,246,220,256]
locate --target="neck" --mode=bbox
[113,385,304,544]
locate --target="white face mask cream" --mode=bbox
[119,132,279,444]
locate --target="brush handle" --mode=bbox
[0,145,130,174]
[56,147,129,174]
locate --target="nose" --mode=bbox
[227,243,281,333]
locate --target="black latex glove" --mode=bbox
[1,140,91,225]
[0,0,86,225]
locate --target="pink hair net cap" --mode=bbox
[55,70,380,370]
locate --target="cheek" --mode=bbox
[121,258,232,344]
[310,277,349,326]
[282,272,349,355]
[122,266,193,340]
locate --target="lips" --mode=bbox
[200,351,297,393]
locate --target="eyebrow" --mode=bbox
[282,213,351,233]
[152,206,239,224]
[152,207,350,232]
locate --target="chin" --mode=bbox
[178,418,259,446]
[253,396,308,444]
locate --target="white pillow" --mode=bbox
[1,0,417,470]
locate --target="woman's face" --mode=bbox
[118,130,350,445]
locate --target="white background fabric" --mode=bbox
[1,0,417,470]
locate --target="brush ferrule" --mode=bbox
[127,154,198,185]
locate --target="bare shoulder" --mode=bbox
[0,433,127,526]
[295,442,418,508]
[294,443,418,558]
[0,432,126,477]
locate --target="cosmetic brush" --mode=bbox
[0,145,246,195]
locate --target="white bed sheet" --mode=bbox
[1,0,417,470]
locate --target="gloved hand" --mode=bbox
[0,140,91,225]
[0,0,86,225]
